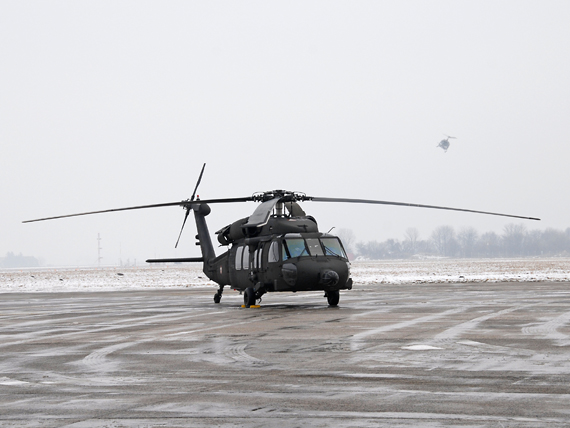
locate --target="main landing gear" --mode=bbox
[216,286,340,307]
[244,287,256,307]
[214,285,259,307]
[213,285,224,304]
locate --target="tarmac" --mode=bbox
[1,281,570,427]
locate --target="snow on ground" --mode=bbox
[1,258,569,293]
[353,258,570,284]
[0,265,213,293]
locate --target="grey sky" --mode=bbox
[2,1,569,266]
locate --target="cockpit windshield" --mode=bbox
[284,238,308,258]
[320,237,347,258]
[283,237,347,260]
[305,238,324,256]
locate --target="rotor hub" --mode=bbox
[252,190,310,203]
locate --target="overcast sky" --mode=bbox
[2,1,569,266]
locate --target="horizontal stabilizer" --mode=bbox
[146,257,204,263]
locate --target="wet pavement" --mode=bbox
[1,282,570,427]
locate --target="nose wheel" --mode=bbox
[325,290,339,307]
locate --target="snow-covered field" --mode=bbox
[353,258,570,284]
[1,258,569,293]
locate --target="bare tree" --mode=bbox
[477,231,501,257]
[385,239,403,258]
[502,223,527,256]
[430,225,457,257]
[457,227,479,258]
[356,240,388,260]
[525,229,542,256]
[403,227,420,255]
[539,228,570,255]
[336,228,356,256]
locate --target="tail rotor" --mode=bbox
[175,163,206,248]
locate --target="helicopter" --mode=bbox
[437,135,456,152]
[24,164,540,307]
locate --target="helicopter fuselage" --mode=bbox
[202,213,353,296]
[438,139,450,152]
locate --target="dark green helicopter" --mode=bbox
[24,164,540,307]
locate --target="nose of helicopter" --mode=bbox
[319,269,339,287]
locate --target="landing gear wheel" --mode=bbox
[244,287,256,307]
[326,290,340,307]
[214,293,221,304]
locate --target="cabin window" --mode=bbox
[268,241,280,263]
[242,246,250,270]
[235,246,250,270]
[252,248,263,269]
[235,246,244,270]
[321,237,347,258]
[283,238,309,259]
[305,238,324,256]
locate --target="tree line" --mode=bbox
[340,225,570,259]
[0,252,41,268]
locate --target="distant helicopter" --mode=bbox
[24,164,540,307]
[437,135,456,152]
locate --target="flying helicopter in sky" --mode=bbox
[437,135,456,152]
[24,164,540,307]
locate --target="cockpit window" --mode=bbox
[321,237,347,258]
[305,238,324,256]
[283,237,347,259]
[268,241,280,263]
[284,238,309,259]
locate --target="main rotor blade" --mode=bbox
[22,196,254,223]
[242,197,280,228]
[190,163,206,202]
[310,197,540,221]
[23,201,189,223]
[286,201,306,217]
[191,196,254,204]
